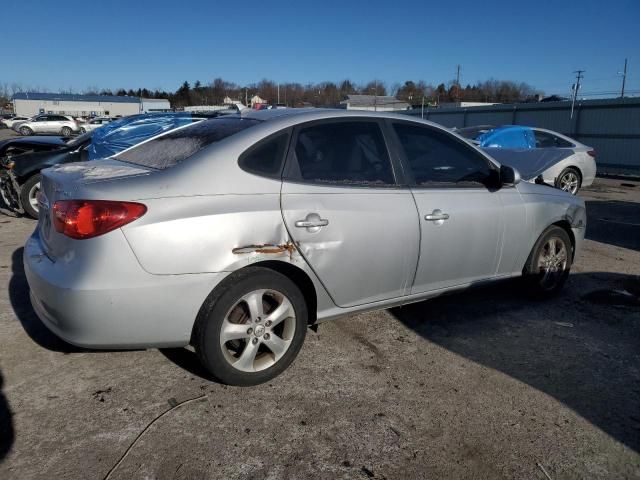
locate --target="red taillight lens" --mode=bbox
[587,150,596,157]
[52,200,146,239]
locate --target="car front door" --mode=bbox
[389,121,505,294]
[280,119,420,308]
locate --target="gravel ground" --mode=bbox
[0,173,638,479]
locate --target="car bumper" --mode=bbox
[24,230,229,349]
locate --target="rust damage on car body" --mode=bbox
[232,241,298,257]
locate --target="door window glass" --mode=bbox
[288,121,394,185]
[393,123,493,187]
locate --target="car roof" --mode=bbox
[239,107,444,130]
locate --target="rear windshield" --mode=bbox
[114,117,260,169]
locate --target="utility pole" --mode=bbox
[421,95,425,119]
[619,58,628,98]
[455,65,461,102]
[373,80,378,112]
[277,83,280,104]
[570,70,585,119]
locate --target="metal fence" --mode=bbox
[402,98,640,176]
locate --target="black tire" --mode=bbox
[80,127,87,133]
[19,174,41,219]
[61,126,72,136]
[555,167,582,195]
[19,126,33,136]
[194,266,308,386]
[523,225,572,296]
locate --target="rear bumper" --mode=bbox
[24,230,228,349]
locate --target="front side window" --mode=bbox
[393,123,494,187]
[115,117,260,170]
[287,121,394,186]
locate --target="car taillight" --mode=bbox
[52,200,146,239]
[587,150,596,157]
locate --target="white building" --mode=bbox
[339,94,410,111]
[12,92,170,117]
[140,98,171,113]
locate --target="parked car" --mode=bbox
[25,110,586,386]
[14,114,81,137]
[456,125,596,195]
[1,112,221,218]
[1,116,31,129]
[79,117,112,133]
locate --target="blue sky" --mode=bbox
[3,0,639,97]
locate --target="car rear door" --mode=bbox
[389,121,506,294]
[280,118,420,308]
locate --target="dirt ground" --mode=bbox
[0,166,638,479]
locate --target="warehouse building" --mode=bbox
[12,92,170,117]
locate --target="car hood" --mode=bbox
[0,136,67,153]
[483,147,574,180]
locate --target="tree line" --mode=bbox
[1,78,541,110]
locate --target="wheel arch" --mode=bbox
[248,260,318,325]
[190,260,319,346]
[551,220,576,259]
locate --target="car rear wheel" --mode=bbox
[61,126,72,136]
[19,126,33,136]
[80,127,87,133]
[523,225,572,296]
[19,174,41,219]
[194,266,308,386]
[556,167,581,195]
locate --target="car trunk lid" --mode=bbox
[38,159,153,259]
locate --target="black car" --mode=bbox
[0,133,92,218]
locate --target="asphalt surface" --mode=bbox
[0,140,638,478]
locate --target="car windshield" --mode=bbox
[115,117,261,169]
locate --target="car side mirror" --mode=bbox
[500,165,521,187]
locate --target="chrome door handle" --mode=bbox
[295,219,329,228]
[295,213,329,232]
[425,209,450,222]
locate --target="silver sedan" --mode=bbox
[24,110,586,386]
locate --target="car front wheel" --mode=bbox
[523,225,572,296]
[194,266,308,386]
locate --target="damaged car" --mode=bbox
[456,125,596,195]
[25,109,586,386]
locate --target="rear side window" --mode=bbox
[287,121,394,186]
[393,123,494,187]
[239,132,289,178]
[534,130,573,148]
[115,117,260,169]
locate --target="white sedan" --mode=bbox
[457,125,597,195]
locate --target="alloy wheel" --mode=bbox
[28,181,41,212]
[559,171,579,194]
[220,289,296,373]
[536,236,568,290]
